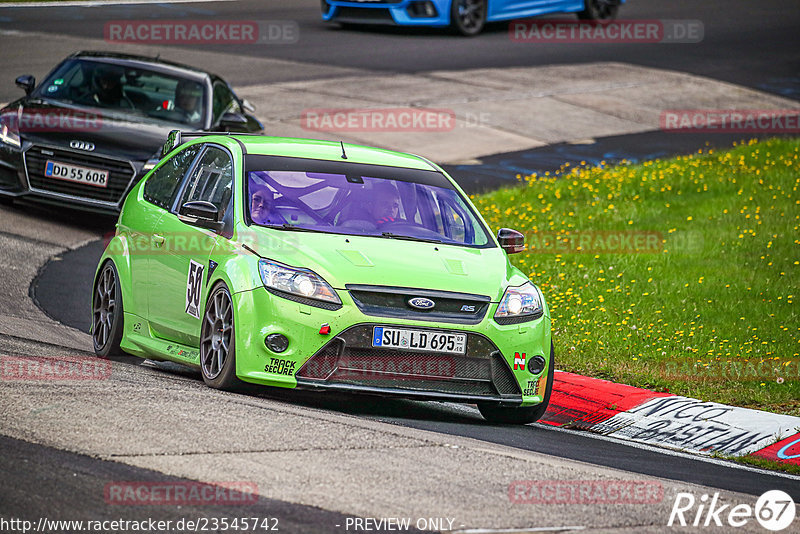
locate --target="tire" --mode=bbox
[200,282,243,390]
[577,0,619,22]
[478,341,555,424]
[92,261,125,357]
[450,0,487,36]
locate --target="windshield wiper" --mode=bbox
[259,223,337,235]
[380,232,443,244]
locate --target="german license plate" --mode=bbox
[45,160,109,188]
[372,326,466,355]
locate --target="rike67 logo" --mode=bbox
[668,490,796,531]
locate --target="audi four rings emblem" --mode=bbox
[70,140,95,151]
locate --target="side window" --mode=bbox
[212,82,240,122]
[143,144,201,209]
[441,201,467,244]
[178,146,233,215]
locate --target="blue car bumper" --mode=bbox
[321,0,453,27]
[321,0,625,27]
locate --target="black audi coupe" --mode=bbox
[0,51,262,213]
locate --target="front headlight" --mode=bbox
[0,110,21,148]
[141,158,160,173]
[258,259,341,306]
[494,281,543,324]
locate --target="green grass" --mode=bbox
[719,453,800,476]
[473,137,800,416]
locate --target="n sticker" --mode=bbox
[185,260,204,319]
[514,352,526,371]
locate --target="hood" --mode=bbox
[12,99,174,162]
[246,228,520,302]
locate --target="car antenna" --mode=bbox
[340,141,347,160]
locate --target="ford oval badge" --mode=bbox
[408,297,435,310]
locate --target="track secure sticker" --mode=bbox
[185,260,204,319]
[264,358,296,376]
[523,378,539,397]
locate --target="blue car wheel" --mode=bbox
[577,0,620,22]
[451,0,487,36]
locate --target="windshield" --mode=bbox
[34,59,207,128]
[246,169,492,247]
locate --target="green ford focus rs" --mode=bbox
[92,132,553,423]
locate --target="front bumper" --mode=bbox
[233,286,551,406]
[322,0,452,27]
[0,140,141,213]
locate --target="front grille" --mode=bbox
[335,7,397,23]
[347,285,491,325]
[296,324,521,399]
[24,145,135,205]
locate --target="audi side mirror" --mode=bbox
[15,75,35,95]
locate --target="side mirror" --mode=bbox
[218,111,249,131]
[15,75,35,95]
[241,99,256,113]
[497,228,525,254]
[179,200,223,231]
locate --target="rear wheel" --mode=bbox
[451,0,487,36]
[478,342,555,424]
[200,283,243,390]
[92,262,124,357]
[577,0,619,22]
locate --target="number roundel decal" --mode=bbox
[185,260,205,319]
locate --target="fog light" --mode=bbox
[407,1,437,18]
[529,355,546,375]
[265,334,289,353]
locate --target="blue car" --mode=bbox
[321,0,623,36]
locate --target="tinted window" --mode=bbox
[179,146,233,214]
[143,144,201,209]
[212,82,239,122]
[35,58,208,127]
[246,170,491,247]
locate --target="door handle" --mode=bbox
[152,234,165,247]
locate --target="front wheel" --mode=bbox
[577,0,619,22]
[478,342,555,424]
[451,0,487,36]
[200,283,243,390]
[92,261,124,357]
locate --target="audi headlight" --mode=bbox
[258,259,341,306]
[0,110,21,148]
[494,281,543,324]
